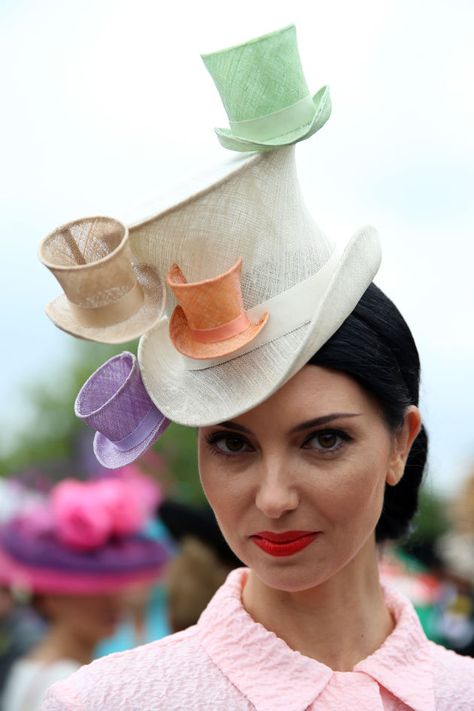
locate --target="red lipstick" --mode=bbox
[250,530,319,557]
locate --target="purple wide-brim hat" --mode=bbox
[0,518,169,595]
[76,351,170,469]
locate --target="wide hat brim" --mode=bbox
[45,264,164,344]
[138,226,381,427]
[169,305,269,359]
[0,543,167,595]
[215,86,331,152]
[93,413,169,469]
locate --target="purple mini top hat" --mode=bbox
[75,351,170,469]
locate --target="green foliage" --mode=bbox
[0,340,203,502]
[0,341,124,478]
[407,484,450,544]
[155,423,203,504]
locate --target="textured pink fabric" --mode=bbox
[42,568,474,710]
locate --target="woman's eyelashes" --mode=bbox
[205,432,253,457]
[301,428,353,454]
[205,428,353,458]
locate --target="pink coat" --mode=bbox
[42,568,474,710]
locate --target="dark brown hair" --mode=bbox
[310,283,428,542]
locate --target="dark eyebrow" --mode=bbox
[290,413,361,433]
[218,420,253,434]
[217,413,360,436]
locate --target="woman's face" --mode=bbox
[198,365,420,592]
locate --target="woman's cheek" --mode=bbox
[200,471,242,535]
[311,457,386,529]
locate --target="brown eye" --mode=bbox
[220,436,246,453]
[304,429,349,452]
[317,432,339,449]
[207,433,252,456]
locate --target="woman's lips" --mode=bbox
[250,530,319,557]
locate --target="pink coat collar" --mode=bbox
[197,568,435,711]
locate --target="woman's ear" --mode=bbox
[386,406,422,486]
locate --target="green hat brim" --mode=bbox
[215,85,331,153]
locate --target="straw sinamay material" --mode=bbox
[39,216,164,343]
[132,146,381,426]
[75,351,170,469]
[202,24,331,152]
[167,258,269,359]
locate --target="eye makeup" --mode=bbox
[301,428,353,454]
[204,426,354,459]
[205,431,253,457]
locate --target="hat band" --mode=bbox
[189,311,250,343]
[0,548,164,595]
[229,94,315,142]
[181,242,341,371]
[112,407,167,452]
[179,226,381,372]
[69,281,143,327]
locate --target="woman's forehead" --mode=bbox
[205,366,376,433]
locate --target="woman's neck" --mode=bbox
[26,624,96,666]
[242,538,393,672]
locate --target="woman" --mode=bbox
[0,473,168,711]
[1,592,123,711]
[159,499,242,632]
[42,286,474,711]
[40,25,473,711]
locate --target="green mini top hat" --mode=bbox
[201,24,331,152]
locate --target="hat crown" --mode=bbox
[76,352,153,442]
[202,25,310,123]
[39,217,137,308]
[130,148,334,319]
[168,259,245,330]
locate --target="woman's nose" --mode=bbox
[255,465,298,519]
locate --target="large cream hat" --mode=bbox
[130,146,381,426]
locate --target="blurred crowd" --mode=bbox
[0,458,472,711]
[0,457,242,711]
[381,472,474,657]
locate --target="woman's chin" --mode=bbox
[247,558,332,594]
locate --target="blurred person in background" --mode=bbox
[95,514,174,655]
[0,480,47,695]
[435,472,474,656]
[159,500,241,632]
[0,587,45,697]
[0,472,169,711]
[93,497,240,652]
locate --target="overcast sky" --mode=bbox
[1,0,473,494]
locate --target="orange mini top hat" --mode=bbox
[167,258,269,359]
[39,216,164,344]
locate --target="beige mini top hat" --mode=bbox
[39,216,164,343]
[167,258,269,359]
